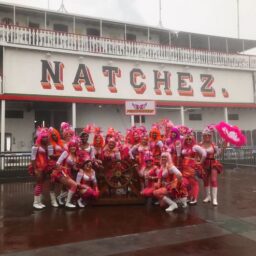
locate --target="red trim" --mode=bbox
[1,94,256,108]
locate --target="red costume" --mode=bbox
[181,135,206,204]
[76,164,100,201]
[139,153,159,197]
[200,127,223,206]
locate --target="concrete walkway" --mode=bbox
[0,167,256,255]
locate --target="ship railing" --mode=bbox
[0,24,256,70]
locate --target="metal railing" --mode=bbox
[1,24,256,70]
[0,147,255,177]
[220,147,256,167]
[0,152,30,172]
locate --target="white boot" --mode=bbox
[77,198,85,208]
[33,196,43,209]
[212,187,218,206]
[188,199,197,205]
[163,196,178,212]
[57,191,67,206]
[39,195,46,208]
[180,197,188,208]
[65,191,76,208]
[50,192,59,207]
[203,187,211,203]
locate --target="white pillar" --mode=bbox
[73,16,76,33]
[124,24,127,40]
[131,115,135,127]
[0,100,5,172]
[189,34,192,49]
[1,100,5,153]
[13,5,16,25]
[207,36,211,51]
[139,115,142,126]
[44,12,47,29]
[180,106,185,125]
[72,102,76,129]
[224,107,228,123]
[100,20,103,37]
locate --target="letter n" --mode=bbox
[40,60,64,90]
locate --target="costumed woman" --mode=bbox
[76,159,100,207]
[165,127,182,168]
[48,127,65,207]
[29,127,50,209]
[92,126,105,167]
[60,122,74,150]
[153,152,187,212]
[200,127,223,206]
[78,124,95,163]
[52,138,80,208]
[139,152,159,198]
[180,130,206,205]
[149,125,164,166]
[103,137,121,162]
[129,133,150,167]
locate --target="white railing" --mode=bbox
[1,25,256,70]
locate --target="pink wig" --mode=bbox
[35,127,49,145]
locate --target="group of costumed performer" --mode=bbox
[29,119,241,211]
[29,123,100,209]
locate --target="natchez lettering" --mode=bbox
[40,60,228,98]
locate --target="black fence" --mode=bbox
[0,152,31,178]
[219,147,256,167]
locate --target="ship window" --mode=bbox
[6,110,24,119]
[189,113,202,121]
[87,28,100,37]
[29,22,40,29]
[2,17,13,25]
[228,114,239,120]
[53,24,68,33]
[134,115,145,123]
[126,33,136,41]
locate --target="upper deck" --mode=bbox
[1,2,256,70]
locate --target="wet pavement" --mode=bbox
[0,167,256,255]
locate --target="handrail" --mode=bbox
[0,25,256,70]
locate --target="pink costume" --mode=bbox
[51,140,80,208]
[60,122,75,151]
[149,127,163,166]
[200,127,223,206]
[51,150,78,183]
[93,129,105,161]
[121,142,132,161]
[76,168,100,200]
[30,128,50,209]
[201,143,223,187]
[181,144,206,202]
[103,141,121,161]
[165,127,181,167]
[153,153,187,202]
[121,129,134,161]
[78,144,95,164]
[48,127,64,171]
[93,146,104,161]
[129,143,150,167]
[139,165,159,197]
[30,145,49,176]
[79,124,95,165]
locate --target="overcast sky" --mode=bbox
[1,0,256,40]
